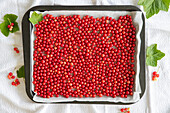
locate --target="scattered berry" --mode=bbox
[9,72,13,76]
[8,74,11,79]
[7,72,13,79]
[16,50,19,53]
[14,47,18,50]
[11,78,20,86]
[13,47,19,53]
[152,76,157,81]
[156,74,159,77]
[11,81,15,85]
[120,108,125,112]
[127,108,130,111]
[152,67,160,81]
[124,108,128,111]
[120,108,130,113]
[152,71,157,76]
[11,76,15,79]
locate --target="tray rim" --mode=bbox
[22,5,146,104]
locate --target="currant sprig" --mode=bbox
[0,14,19,37]
[11,78,20,86]
[7,72,15,79]
[120,108,130,113]
[152,66,160,81]
[14,47,19,53]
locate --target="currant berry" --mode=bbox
[156,74,159,77]
[11,23,14,26]
[8,25,11,28]
[14,47,18,51]
[120,108,124,112]
[11,82,15,85]
[7,72,13,79]
[152,71,157,76]
[16,50,20,53]
[8,75,11,79]
[11,76,15,79]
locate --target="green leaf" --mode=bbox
[17,66,25,78]
[29,12,43,24]
[138,0,170,19]
[153,50,165,60]
[0,23,2,29]
[0,14,19,37]
[146,56,157,67]
[138,0,145,5]
[4,14,18,22]
[0,20,10,37]
[10,22,19,33]
[147,43,157,55]
[146,44,165,67]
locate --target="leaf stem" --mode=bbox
[12,44,22,47]
[7,18,11,24]
[157,66,160,73]
[12,67,17,75]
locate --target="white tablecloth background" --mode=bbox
[0,0,170,113]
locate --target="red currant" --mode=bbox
[11,23,14,26]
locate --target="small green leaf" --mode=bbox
[0,20,10,37]
[10,22,19,33]
[17,66,25,78]
[4,14,18,22]
[146,44,165,67]
[29,12,43,24]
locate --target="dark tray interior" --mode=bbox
[22,5,145,104]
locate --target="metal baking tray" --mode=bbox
[22,5,145,104]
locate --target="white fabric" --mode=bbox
[0,0,169,113]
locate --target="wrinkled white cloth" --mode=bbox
[0,0,170,113]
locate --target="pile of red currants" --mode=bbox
[33,14,136,98]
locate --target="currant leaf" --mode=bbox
[4,14,18,22]
[0,20,10,37]
[138,0,170,19]
[0,14,19,37]
[29,12,43,24]
[146,44,165,67]
[17,66,25,78]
